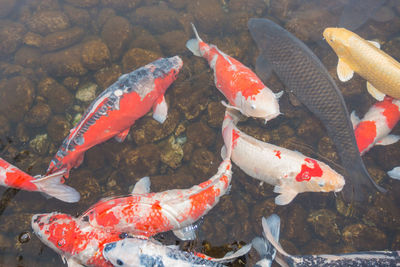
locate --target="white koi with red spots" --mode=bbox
[79,158,232,240]
[32,212,123,267]
[0,158,79,203]
[46,56,183,179]
[186,23,282,123]
[221,110,345,205]
[351,96,400,155]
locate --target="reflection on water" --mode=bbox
[0,0,399,266]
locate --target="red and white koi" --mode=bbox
[351,96,400,155]
[0,158,79,203]
[221,110,345,205]
[79,158,232,240]
[32,212,123,267]
[186,23,282,123]
[46,56,183,179]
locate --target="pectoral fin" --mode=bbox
[376,135,400,146]
[274,185,298,205]
[387,167,400,180]
[350,111,360,129]
[367,40,381,49]
[173,224,197,240]
[153,95,168,123]
[367,82,385,101]
[337,58,354,82]
[65,257,85,267]
[132,176,151,194]
[115,128,130,143]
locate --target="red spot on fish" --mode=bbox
[296,158,323,182]
[232,129,240,148]
[375,97,400,129]
[354,120,377,154]
[274,150,281,159]
[188,186,219,220]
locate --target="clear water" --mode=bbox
[0,0,399,266]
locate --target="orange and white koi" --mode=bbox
[351,97,400,155]
[32,212,123,267]
[186,23,282,123]
[79,158,232,240]
[221,110,345,205]
[0,158,79,202]
[46,56,183,179]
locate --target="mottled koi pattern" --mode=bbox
[221,110,344,205]
[32,212,123,267]
[352,97,400,155]
[80,159,232,238]
[46,56,183,179]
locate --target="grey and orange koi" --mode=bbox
[46,56,183,179]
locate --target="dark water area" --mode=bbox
[0,0,399,266]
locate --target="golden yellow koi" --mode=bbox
[323,27,400,101]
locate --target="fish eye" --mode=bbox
[251,104,256,110]
[117,259,124,266]
[57,239,65,247]
[119,233,129,239]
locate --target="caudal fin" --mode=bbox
[252,214,285,267]
[32,171,80,203]
[212,243,252,263]
[186,23,204,57]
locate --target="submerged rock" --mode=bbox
[158,136,184,169]
[101,16,132,61]
[186,121,216,148]
[189,148,218,179]
[38,77,73,113]
[29,133,49,155]
[24,103,51,127]
[81,39,111,71]
[120,144,161,179]
[46,115,71,142]
[41,45,87,77]
[0,0,16,17]
[26,11,70,35]
[0,115,10,136]
[132,5,182,34]
[307,209,342,244]
[75,82,98,102]
[342,223,387,250]
[40,27,84,52]
[0,20,26,56]
[94,64,122,89]
[121,48,161,73]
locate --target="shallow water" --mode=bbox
[0,0,399,266]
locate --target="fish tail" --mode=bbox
[186,23,204,57]
[252,214,288,267]
[32,170,80,203]
[343,163,386,202]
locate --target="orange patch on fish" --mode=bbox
[274,150,281,159]
[232,129,240,148]
[375,98,400,129]
[188,187,219,220]
[354,120,377,153]
[296,158,323,182]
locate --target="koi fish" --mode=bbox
[46,56,183,178]
[323,27,400,101]
[79,157,233,241]
[186,23,282,123]
[102,237,251,267]
[351,97,400,155]
[221,110,345,205]
[255,213,400,267]
[0,158,79,203]
[32,212,123,267]
[247,18,384,202]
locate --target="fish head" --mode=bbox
[238,89,281,123]
[103,238,148,267]
[306,164,345,194]
[150,56,183,91]
[31,212,85,258]
[323,28,353,57]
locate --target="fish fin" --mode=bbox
[376,135,400,146]
[213,244,252,263]
[32,171,80,203]
[275,91,284,99]
[367,82,385,101]
[66,257,85,267]
[350,111,360,129]
[367,40,381,49]
[220,145,227,160]
[337,58,354,82]
[186,23,204,57]
[387,167,400,180]
[255,55,273,82]
[222,123,234,160]
[152,95,168,124]
[173,224,197,240]
[260,214,290,258]
[274,185,298,205]
[166,245,180,250]
[115,128,130,143]
[221,100,242,113]
[131,176,151,194]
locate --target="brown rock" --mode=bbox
[0,20,26,55]
[318,136,340,163]
[41,45,87,76]
[119,144,161,178]
[130,26,162,54]
[14,46,41,68]
[63,77,80,91]
[363,193,400,230]
[29,134,50,155]
[157,30,188,55]
[63,4,91,27]
[158,136,184,169]
[27,11,70,35]
[167,0,187,9]
[189,148,218,179]
[188,0,226,33]
[307,209,341,244]
[269,0,302,21]
[132,6,181,34]
[0,0,16,17]
[38,77,73,113]
[303,239,333,254]
[94,64,122,89]
[0,76,34,122]
[46,115,71,142]
[343,223,387,250]
[24,103,51,127]
[186,121,216,148]
[0,115,10,136]
[16,123,29,143]
[228,0,267,15]
[81,39,111,71]
[23,32,42,48]
[65,0,98,8]
[97,8,115,28]
[101,0,142,11]
[121,48,161,73]
[207,101,225,128]
[68,169,100,205]
[40,27,84,52]
[284,204,312,243]
[101,16,132,61]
